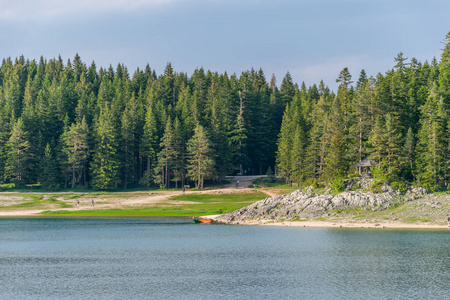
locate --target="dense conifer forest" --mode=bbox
[1,33,450,191]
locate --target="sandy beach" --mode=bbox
[230,219,450,229]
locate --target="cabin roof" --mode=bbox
[354,158,378,167]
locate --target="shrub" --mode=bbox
[0,183,15,191]
[391,181,409,193]
[44,184,61,192]
[303,178,319,189]
[417,171,438,192]
[372,165,387,182]
[347,172,360,179]
[331,176,345,193]
[369,181,383,193]
[266,166,274,178]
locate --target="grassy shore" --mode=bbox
[0,190,268,217]
[3,179,450,229]
[40,192,267,217]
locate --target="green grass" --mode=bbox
[252,178,298,190]
[405,216,431,223]
[40,191,267,217]
[8,196,71,209]
[406,216,421,223]
[41,208,197,217]
[170,192,264,203]
[252,178,282,187]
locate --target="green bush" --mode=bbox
[391,181,409,193]
[347,172,360,179]
[303,178,319,189]
[0,183,15,190]
[372,165,387,182]
[266,166,274,178]
[368,181,383,193]
[44,184,61,192]
[417,171,439,192]
[331,176,345,193]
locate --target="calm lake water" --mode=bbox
[1,218,450,299]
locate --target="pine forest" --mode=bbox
[1,33,450,191]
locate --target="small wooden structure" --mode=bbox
[354,158,378,176]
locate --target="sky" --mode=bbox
[1,0,450,91]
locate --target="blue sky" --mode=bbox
[1,0,449,90]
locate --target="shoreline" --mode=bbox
[205,216,450,229]
[1,211,449,229]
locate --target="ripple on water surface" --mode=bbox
[1,218,450,299]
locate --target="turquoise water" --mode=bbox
[1,218,450,299]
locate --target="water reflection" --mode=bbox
[0,219,449,299]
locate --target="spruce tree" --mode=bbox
[322,98,346,182]
[230,91,247,175]
[336,67,353,120]
[154,117,175,189]
[121,93,139,189]
[140,105,158,187]
[290,124,306,185]
[402,127,415,181]
[0,93,10,180]
[368,116,385,165]
[41,143,61,190]
[416,84,447,187]
[186,124,215,189]
[62,117,89,188]
[91,105,120,190]
[280,71,295,106]
[172,117,186,188]
[383,113,403,174]
[439,32,450,100]
[350,79,373,169]
[276,105,292,183]
[5,118,31,185]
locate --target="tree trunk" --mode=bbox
[72,165,76,189]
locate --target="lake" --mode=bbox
[1,218,449,299]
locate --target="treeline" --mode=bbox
[2,33,450,191]
[0,54,292,190]
[276,33,450,191]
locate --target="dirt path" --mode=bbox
[0,176,271,216]
[224,175,267,188]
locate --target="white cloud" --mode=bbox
[0,0,172,20]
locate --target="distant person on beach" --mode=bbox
[91,199,94,207]
[76,200,80,209]
[447,217,450,227]
[236,180,239,188]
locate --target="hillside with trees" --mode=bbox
[276,33,450,192]
[1,33,450,191]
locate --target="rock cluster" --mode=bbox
[216,184,428,223]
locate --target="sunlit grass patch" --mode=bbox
[41,191,267,217]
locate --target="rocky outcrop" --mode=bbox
[215,186,428,223]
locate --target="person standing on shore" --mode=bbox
[447,216,450,227]
[91,199,94,207]
[76,200,80,209]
